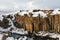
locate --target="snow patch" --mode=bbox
[18,36,27,40]
[12,28,28,35]
[51,8,60,15]
[0,34,3,40]
[6,37,14,40]
[32,11,47,18]
[36,31,60,40]
[0,14,3,21]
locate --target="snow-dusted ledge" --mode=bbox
[35,31,60,40]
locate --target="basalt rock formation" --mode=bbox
[0,10,60,33]
[14,10,60,33]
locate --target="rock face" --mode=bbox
[47,14,60,33]
[14,10,60,33]
[0,16,11,28]
[0,10,60,33]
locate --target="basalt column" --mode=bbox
[54,15,59,32]
[41,18,47,31]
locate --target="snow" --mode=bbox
[51,8,60,15]
[42,33,49,36]
[18,36,27,40]
[0,9,47,21]
[49,33,58,38]
[6,37,14,40]
[12,28,28,35]
[35,31,60,40]
[39,11,47,18]
[35,31,48,36]
[0,33,27,40]
[18,37,23,40]
[0,16,28,36]
[0,10,19,21]
[0,14,3,21]
[1,9,60,40]
[0,34,3,40]
[19,11,29,16]
[32,11,47,18]
[22,36,27,40]
[8,18,16,29]
[28,9,33,12]
[0,18,16,32]
[3,11,19,16]
[0,27,11,32]
[0,9,60,21]
[18,10,46,18]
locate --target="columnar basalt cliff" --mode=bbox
[14,10,60,33]
[0,9,60,33]
[47,14,60,33]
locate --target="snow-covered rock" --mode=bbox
[51,8,60,15]
[18,36,27,40]
[32,11,47,18]
[12,28,28,35]
[6,37,14,40]
[0,14,3,21]
[35,31,60,40]
[19,11,29,16]
[0,27,11,32]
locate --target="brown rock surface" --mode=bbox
[14,10,60,33]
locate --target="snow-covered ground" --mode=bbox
[0,34,27,40]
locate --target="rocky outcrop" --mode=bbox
[47,14,60,33]
[0,10,60,33]
[14,10,60,33]
[0,16,11,28]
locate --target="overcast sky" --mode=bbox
[0,0,60,10]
